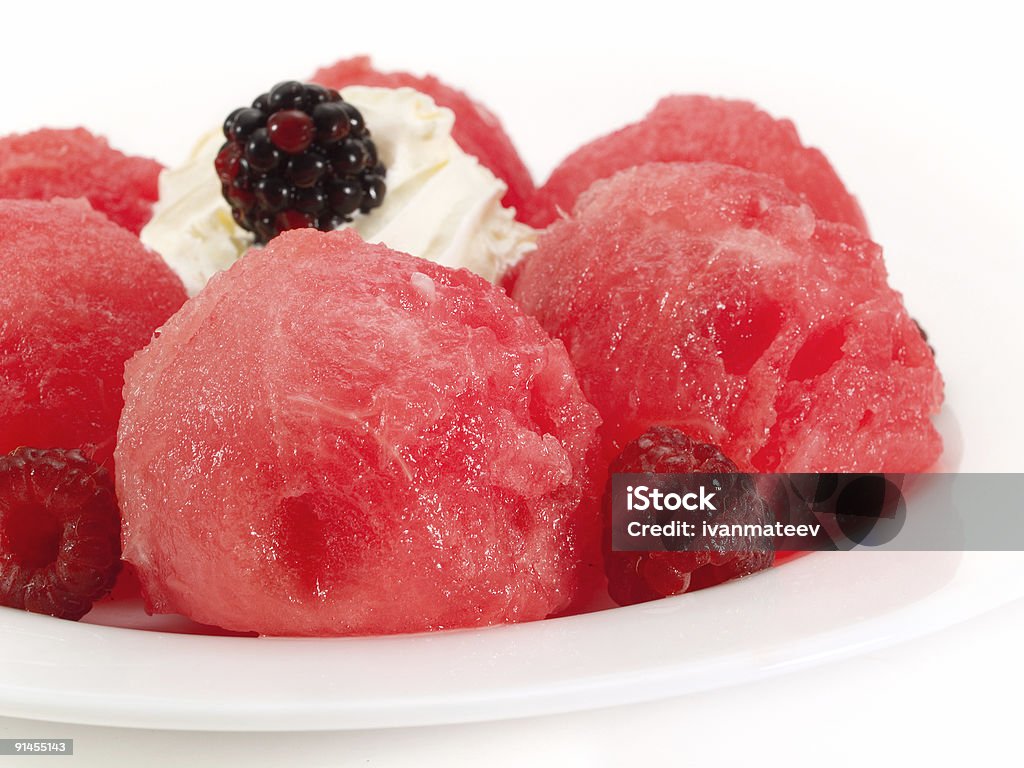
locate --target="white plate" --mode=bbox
[3,541,1021,732]
[1,408,1003,733]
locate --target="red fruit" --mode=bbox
[0,128,162,234]
[116,229,601,636]
[604,427,773,606]
[508,162,943,473]
[311,55,535,217]
[273,209,313,232]
[0,199,187,468]
[524,96,868,234]
[267,110,315,154]
[0,448,122,621]
[215,142,242,183]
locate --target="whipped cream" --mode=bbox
[141,86,536,295]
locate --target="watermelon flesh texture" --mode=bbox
[0,128,162,234]
[524,95,868,235]
[508,162,943,474]
[311,55,535,218]
[116,229,601,637]
[0,198,187,468]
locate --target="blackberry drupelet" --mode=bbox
[0,447,122,621]
[218,81,386,244]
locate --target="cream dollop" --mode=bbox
[141,86,536,295]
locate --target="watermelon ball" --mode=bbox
[116,229,601,637]
[0,198,187,468]
[0,128,162,234]
[507,162,943,474]
[523,96,868,234]
[311,55,535,218]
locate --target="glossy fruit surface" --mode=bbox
[117,229,601,636]
[508,162,942,473]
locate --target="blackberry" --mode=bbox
[0,447,122,621]
[912,318,936,356]
[218,82,386,244]
[603,426,773,606]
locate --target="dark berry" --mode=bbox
[312,102,351,144]
[224,182,255,210]
[912,318,936,356]
[267,110,314,154]
[293,188,327,215]
[218,81,386,243]
[254,177,292,213]
[225,107,266,142]
[286,153,327,188]
[274,209,313,232]
[244,129,281,173]
[361,175,386,212]
[328,178,362,216]
[330,139,368,175]
[0,448,122,621]
[254,216,277,243]
[338,102,365,133]
[603,426,774,607]
[223,107,243,139]
[300,83,331,109]
[268,81,306,111]
[215,142,242,183]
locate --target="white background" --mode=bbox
[1,0,1022,765]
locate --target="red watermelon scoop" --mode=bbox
[0,128,162,234]
[507,162,942,473]
[0,198,187,468]
[524,96,868,234]
[116,229,601,636]
[311,55,535,217]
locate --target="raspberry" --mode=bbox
[604,427,773,606]
[219,81,385,243]
[0,448,122,621]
